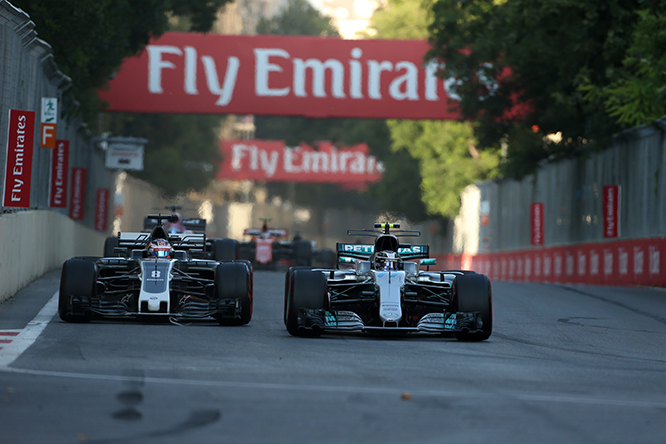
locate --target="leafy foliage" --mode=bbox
[256,0,339,37]
[13,0,232,123]
[367,0,500,218]
[425,0,649,177]
[14,0,232,197]
[580,7,666,126]
[104,113,221,197]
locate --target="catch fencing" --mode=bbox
[446,119,666,286]
[0,0,113,223]
[0,1,113,302]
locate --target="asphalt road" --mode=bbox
[1,269,666,444]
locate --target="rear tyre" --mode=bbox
[59,259,96,323]
[215,261,252,325]
[213,238,239,261]
[454,274,492,341]
[293,240,312,266]
[103,236,119,257]
[285,269,327,337]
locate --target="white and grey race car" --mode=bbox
[284,223,492,341]
[59,215,252,325]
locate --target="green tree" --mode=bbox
[426,0,646,177]
[581,7,666,126]
[15,1,231,196]
[104,113,221,197]
[12,0,232,122]
[256,0,339,36]
[367,0,499,218]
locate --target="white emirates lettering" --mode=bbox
[230,144,383,178]
[146,45,456,106]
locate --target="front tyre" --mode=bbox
[215,261,252,325]
[58,259,96,323]
[285,269,327,337]
[454,274,492,341]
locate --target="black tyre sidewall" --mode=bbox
[59,259,96,322]
[216,261,252,325]
[285,269,326,336]
[103,236,119,257]
[454,273,492,341]
[213,239,240,261]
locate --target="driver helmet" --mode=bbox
[148,239,173,258]
[375,251,397,270]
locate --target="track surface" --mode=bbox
[1,269,666,444]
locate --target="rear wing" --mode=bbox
[117,232,206,253]
[183,218,206,233]
[243,228,288,237]
[143,216,207,233]
[336,243,430,261]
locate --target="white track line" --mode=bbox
[0,292,58,368]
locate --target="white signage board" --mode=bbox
[106,141,145,171]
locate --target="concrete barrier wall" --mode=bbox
[0,210,106,303]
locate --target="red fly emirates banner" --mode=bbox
[218,140,383,186]
[603,185,620,238]
[49,140,69,208]
[98,33,463,120]
[70,167,87,220]
[3,110,35,208]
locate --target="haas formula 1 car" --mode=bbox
[284,223,492,341]
[61,215,252,325]
[104,209,239,261]
[239,218,312,268]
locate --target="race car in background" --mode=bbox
[284,223,492,341]
[239,217,312,268]
[63,214,252,325]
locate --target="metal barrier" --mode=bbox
[0,0,112,226]
[458,119,666,254]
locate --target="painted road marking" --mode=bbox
[0,292,57,367]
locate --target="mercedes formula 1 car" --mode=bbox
[284,223,492,341]
[61,215,252,325]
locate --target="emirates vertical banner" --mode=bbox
[3,109,35,208]
[94,188,110,231]
[98,33,465,120]
[603,185,620,238]
[49,140,69,207]
[69,167,87,220]
[218,140,383,186]
[531,202,544,246]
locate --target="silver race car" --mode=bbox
[284,223,492,341]
[60,215,252,325]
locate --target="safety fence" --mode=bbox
[445,117,666,287]
[0,1,113,302]
[0,0,113,226]
[434,236,666,287]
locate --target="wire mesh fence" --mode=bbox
[0,1,112,230]
[470,121,666,254]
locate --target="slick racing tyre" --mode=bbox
[59,259,96,323]
[103,236,119,257]
[284,266,313,325]
[293,240,313,266]
[285,269,327,337]
[454,274,492,341]
[213,238,240,261]
[215,261,252,325]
